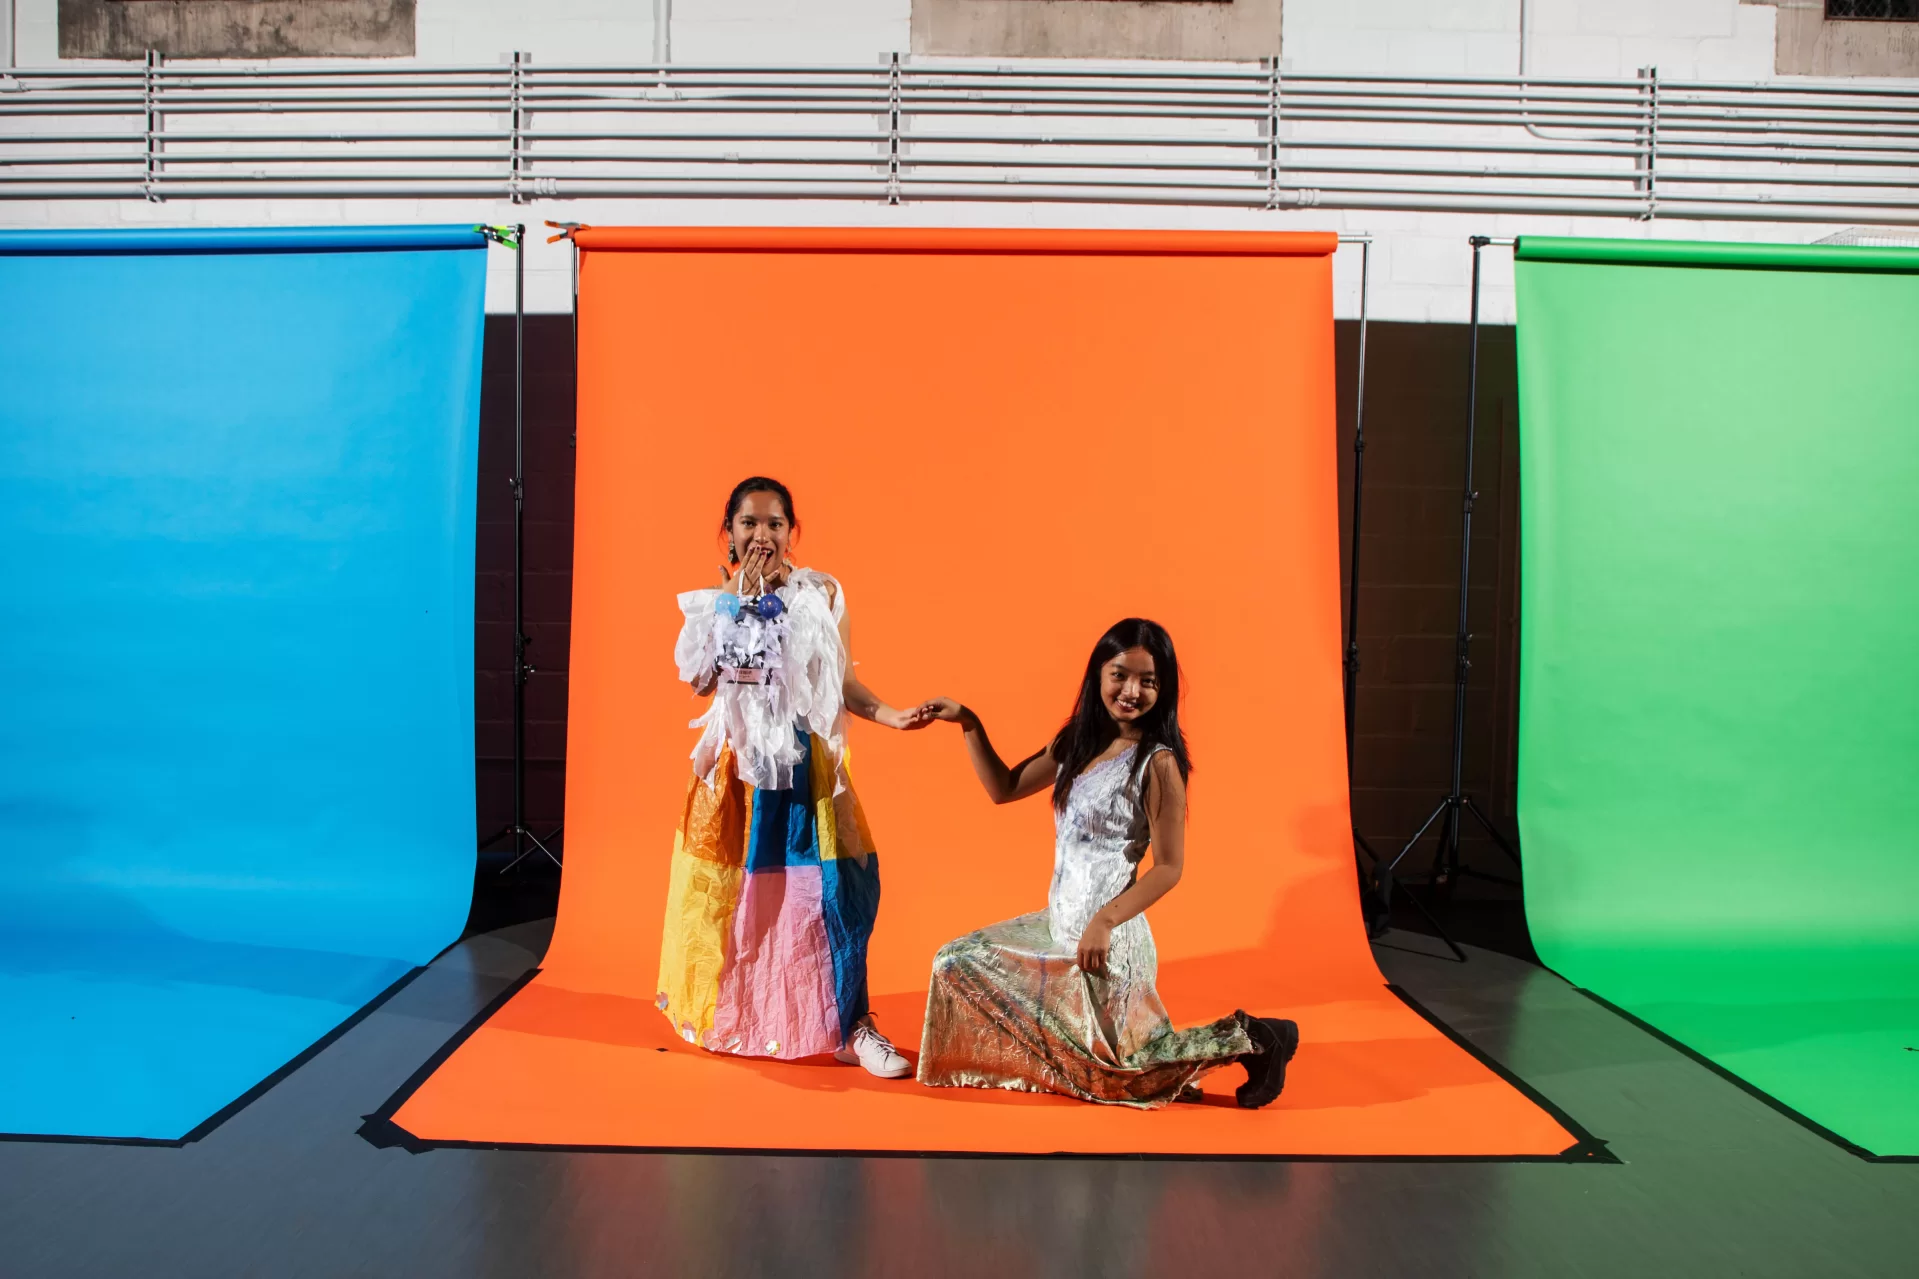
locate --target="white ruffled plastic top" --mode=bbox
[674,567,847,792]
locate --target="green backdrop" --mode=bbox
[1514,236,1919,1157]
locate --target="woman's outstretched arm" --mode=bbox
[837,593,933,732]
[1075,752,1186,978]
[921,698,1054,804]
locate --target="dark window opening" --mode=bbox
[1827,1,1919,20]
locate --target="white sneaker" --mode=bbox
[834,1020,912,1078]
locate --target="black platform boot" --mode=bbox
[1232,1010,1300,1109]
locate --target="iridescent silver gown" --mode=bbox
[917,742,1254,1107]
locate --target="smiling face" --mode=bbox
[727,490,793,564]
[1100,646,1160,730]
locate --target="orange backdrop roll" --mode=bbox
[390,227,1584,1157]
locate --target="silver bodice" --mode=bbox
[1047,743,1163,968]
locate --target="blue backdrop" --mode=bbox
[0,226,486,1140]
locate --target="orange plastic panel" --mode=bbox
[394,227,1579,1156]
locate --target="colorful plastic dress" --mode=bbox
[917,742,1253,1107]
[656,568,882,1059]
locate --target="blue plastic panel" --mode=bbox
[0,228,486,1140]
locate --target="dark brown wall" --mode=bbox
[1335,320,1522,883]
[475,317,575,850]
[469,316,1525,882]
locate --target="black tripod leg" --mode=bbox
[1461,794,1522,867]
[1374,796,1448,924]
[1430,802,1468,894]
[1373,821,1470,962]
[499,825,561,875]
[1367,798,1468,959]
[1380,797,1449,882]
[1447,797,1521,888]
[1392,885,1468,963]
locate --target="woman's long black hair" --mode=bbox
[1049,618,1191,812]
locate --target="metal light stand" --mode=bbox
[478,223,560,875]
[1341,235,1373,775]
[1370,235,1523,959]
[1339,236,1456,949]
[1339,236,1397,939]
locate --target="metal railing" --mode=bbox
[2,57,1917,221]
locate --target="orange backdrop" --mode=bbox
[391,227,1581,1157]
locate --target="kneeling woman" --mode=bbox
[917,619,1298,1109]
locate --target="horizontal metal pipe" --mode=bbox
[1650,170,1919,192]
[1277,160,1640,183]
[1280,93,1644,114]
[1286,71,1919,97]
[21,80,1894,116]
[1653,142,1919,163]
[0,90,1897,124]
[14,62,1919,98]
[1,176,1908,224]
[1655,119,1919,142]
[1296,180,1646,203]
[1277,106,1641,126]
[0,152,511,168]
[2,137,1907,167]
[1,130,522,147]
[3,154,1907,194]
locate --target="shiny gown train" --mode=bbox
[916,742,1253,1107]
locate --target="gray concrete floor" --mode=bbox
[3,921,1914,1278]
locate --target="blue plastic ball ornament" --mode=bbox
[755,594,786,620]
[714,593,742,619]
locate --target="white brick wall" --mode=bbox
[673,0,908,63]
[0,0,1889,322]
[1283,0,1776,80]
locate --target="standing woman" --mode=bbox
[657,476,928,1077]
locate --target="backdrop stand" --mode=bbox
[477,223,560,875]
[1369,235,1523,958]
[1336,235,1456,951]
[548,220,583,452]
[1337,236,1395,939]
